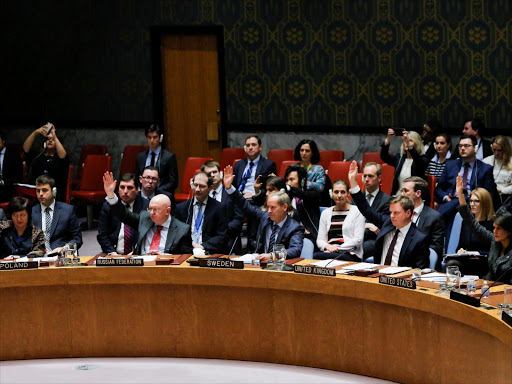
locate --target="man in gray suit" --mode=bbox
[103,172,192,255]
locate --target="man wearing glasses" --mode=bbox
[173,171,228,254]
[435,134,499,222]
[139,166,163,201]
[102,172,192,255]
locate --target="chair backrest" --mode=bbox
[79,155,112,191]
[318,150,344,170]
[119,145,148,178]
[220,148,246,171]
[356,172,365,191]
[327,161,352,183]
[267,149,294,173]
[278,160,300,178]
[77,145,108,179]
[380,163,395,195]
[65,165,73,204]
[361,152,384,168]
[426,175,436,208]
[180,157,213,194]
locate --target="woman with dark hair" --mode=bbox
[426,133,453,178]
[0,197,45,258]
[456,175,512,283]
[294,139,326,192]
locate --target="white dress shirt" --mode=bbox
[380,222,412,266]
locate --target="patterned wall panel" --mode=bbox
[2,0,511,129]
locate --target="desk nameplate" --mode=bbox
[0,261,39,271]
[293,265,336,277]
[379,275,416,289]
[96,258,144,267]
[199,259,244,269]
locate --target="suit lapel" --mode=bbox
[32,205,42,229]
[137,213,153,250]
[50,203,61,237]
[276,217,289,245]
[399,225,415,263]
[255,157,265,178]
[165,220,178,252]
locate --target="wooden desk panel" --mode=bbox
[1,266,511,384]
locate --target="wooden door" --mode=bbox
[160,34,222,192]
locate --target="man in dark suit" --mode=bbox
[103,172,192,255]
[138,166,169,201]
[173,171,228,254]
[361,162,391,259]
[233,135,277,198]
[435,135,499,220]
[0,131,23,202]
[97,173,149,255]
[135,124,178,207]
[461,118,493,160]
[224,166,304,260]
[401,176,445,268]
[32,175,82,253]
[201,160,243,254]
[347,161,429,268]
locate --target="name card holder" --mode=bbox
[450,290,480,307]
[0,261,39,271]
[502,310,512,327]
[199,259,244,269]
[379,275,416,289]
[96,258,144,267]
[293,265,336,277]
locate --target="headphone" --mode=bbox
[328,189,333,199]
[52,187,57,198]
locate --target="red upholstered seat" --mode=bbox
[327,161,354,183]
[318,150,344,170]
[72,144,108,188]
[119,145,148,178]
[278,161,300,178]
[267,149,294,174]
[174,157,213,203]
[220,148,246,171]
[361,152,385,168]
[380,164,395,196]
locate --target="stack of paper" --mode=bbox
[378,266,411,274]
[341,262,381,271]
[310,259,350,268]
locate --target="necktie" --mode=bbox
[384,229,400,265]
[150,151,156,167]
[44,207,52,250]
[0,153,3,181]
[239,161,255,192]
[211,190,217,201]
[124,225,132,254]
[193,202,204,243]
[267,223,279,253]
[462,163,470,193]
[366,193,373,206]
[149,225,163,251]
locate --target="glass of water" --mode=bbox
[446,265,461,291]
[267,244,286,270]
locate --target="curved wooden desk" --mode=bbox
[1,265,511,383]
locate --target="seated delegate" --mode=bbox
[0,197,45,259]
[294,139,326,192]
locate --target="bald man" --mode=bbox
[103,172,192,255]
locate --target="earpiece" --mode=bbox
[160,134,163,142]
[52,187,57,198]
[219,171,224,179]
[43,141,47,149]
[329,189,333,199]
[474,144,479,152]
[300,177,306,189]
[190,178,194,188]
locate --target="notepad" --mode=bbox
[378,266,411,274]
[341,262,381,271]
[232,254,259,264]
[310,259,350,268]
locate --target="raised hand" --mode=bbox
[223,165,235,189]
[456,173,466,205]
[348,160,359,188]
[103,171,117,198]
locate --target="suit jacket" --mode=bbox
[109,199,192,255]
[0,208,6,221]
[415,205,445,258]
[228,189,304,258]
[380,143,429,196]
[135,148,178,204]
[352,190,430,268]
[435,158,499,209]
[32,201,83,250]
[287,186,321,242]
[0,148,22,200]
[363,189,391,241]
[217,187,244,238]
[233,156,277,190]
[174,197,228,254]
[97,194,149,254]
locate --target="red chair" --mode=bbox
[72,144,108,188]
[119,145,148,178]
[327,161,353,183]
[175,157,213,203]
[72,155,112,229]
[319,150,344,170]
[65,165,74,205]
[267,149,294,173]
[361,152,385,168]
[380,164,395,195]
[278,161,300,178]
[220,148,246,171]
[356,172,365,191]
[426,175,436,208]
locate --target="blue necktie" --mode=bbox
[239,161,255,192]
[267,223,279,253]
[193,202,204,244]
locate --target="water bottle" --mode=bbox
[467,278,476,294]
[481,280,490,298]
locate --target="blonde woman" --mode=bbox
[483,136,512,201]
[380,129,429,195]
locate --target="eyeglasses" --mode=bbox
[458,144,473,149]
[141,176,159,182]
[147,207,161,213]
[469,199,480,204]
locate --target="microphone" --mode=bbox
[227,235,240,256]
[478,265,512,300]
[324,250,351,269]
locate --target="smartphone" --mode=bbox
[391,127,404,136]
[44,122,53,135]
[258,175,270,183]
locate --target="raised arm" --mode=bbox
[48,126,67,159]
[23,126,47,153]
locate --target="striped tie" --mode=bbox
[44,207,52,250]
[124,225,132,254]
[267,223,279,253]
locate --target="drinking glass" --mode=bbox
[411,268,421,281]
[267,244,285,270]
[504,287,512,309]
[446,266,460,291]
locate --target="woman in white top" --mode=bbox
[483,136,512,202]
[314,180,365,261]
